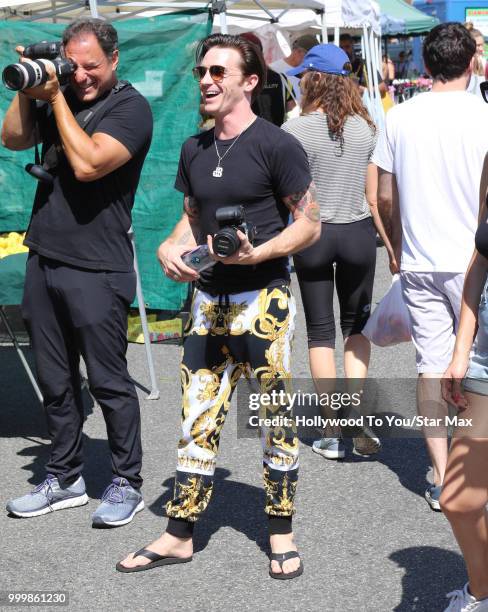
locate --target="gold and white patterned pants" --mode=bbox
[165,284,299,523]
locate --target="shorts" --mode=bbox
[464,279,488,396]
[400,271,465,374]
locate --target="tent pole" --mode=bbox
[89,0,99,18]
[219,9,227,33]
[334,26,339,46]
[362,25,376,122]
[51,0,57,23]
[320,10,326,43]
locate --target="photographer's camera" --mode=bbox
[2,41,76,91]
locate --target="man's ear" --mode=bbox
[111,49,119,71]
[244,73,259,95]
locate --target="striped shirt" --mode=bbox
[282,111,376,223]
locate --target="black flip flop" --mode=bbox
[116,548,193,573]
[269,551,304,580]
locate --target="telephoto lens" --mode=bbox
[2,58,75,91]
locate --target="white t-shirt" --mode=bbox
[373,91,488,273]
[270,57,301,104]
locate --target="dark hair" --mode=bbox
[339,33,353,43]
[422,22,476,83]
[63,18,118,58]
[196,33,266,99]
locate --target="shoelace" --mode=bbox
[101,482,126,504]
[445,588,473,611]
[33,476,57,512]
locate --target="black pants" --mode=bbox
[21,253,142,489]
[293,218,377,348]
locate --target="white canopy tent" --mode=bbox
[0,0,384,124]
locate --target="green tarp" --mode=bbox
[0,12,211,310]
[379,0,439,35]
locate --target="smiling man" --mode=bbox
[117,33,320,579]
[1,18,153,527]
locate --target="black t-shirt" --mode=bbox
[25,83,153,272]
[252,68,292,127]
[175,117,312,294]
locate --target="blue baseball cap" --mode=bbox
[287,43,352,77]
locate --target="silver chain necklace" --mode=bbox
[212,117,255,178]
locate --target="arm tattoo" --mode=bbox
[183,195,199,221]
[177,229,192,245]
[283,182,320,222]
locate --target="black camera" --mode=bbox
[213,205,257,257]
[2,41,76,91]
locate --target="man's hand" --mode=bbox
[157,241,199,283]
[441,357,470,410]
[14,45,61,104]
[206,230,256,266]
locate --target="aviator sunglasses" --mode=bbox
[192,64,242,83]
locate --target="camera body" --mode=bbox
[2,41,76,91]
[213,205,256,257]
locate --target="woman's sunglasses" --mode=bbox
[192,65,242,83]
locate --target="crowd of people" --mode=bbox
[1,14,488,610]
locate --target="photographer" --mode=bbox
[117,33,320,579]
[2,18,153,527]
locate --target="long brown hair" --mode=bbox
[300,71,376,149]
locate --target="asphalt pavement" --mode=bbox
[0,247,466,612]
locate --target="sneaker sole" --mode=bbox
[425,491,442,512]
[7,493,89,518]
[92,499,145,527]
[312,445,345,460]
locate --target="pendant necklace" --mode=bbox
[213,117,255,178]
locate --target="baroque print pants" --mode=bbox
[165,284,298,528]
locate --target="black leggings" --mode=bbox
[293,218,377,348]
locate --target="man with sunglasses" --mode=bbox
[374,22,488,515]
[2,18,152,526]
[117,33,320,579]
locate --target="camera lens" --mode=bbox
[213,227,241,257]
[2,64,26,91]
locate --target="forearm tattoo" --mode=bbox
[177,229,193,245]
[283,182,320,222]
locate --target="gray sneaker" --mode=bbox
[6,474,88,518]
[92,477,144,528]
[425,484,442,511]
[312,437,345,460]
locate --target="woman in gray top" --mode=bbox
[283,44,397,459]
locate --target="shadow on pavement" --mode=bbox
[148,468,269,555]
[390,546,466,611]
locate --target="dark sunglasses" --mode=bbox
[480,81,488,103]
[192,64,242,83]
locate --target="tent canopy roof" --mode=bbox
[1,0,379,31]
[377,0,439,35]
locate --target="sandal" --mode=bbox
[116,548,193,573]
[269,551,303,580]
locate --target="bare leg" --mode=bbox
[440,391,488,599]
[418,373,449,486]
[344,333,371,379]
[309,346,339,437]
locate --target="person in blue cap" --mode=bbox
[283,44,397,459]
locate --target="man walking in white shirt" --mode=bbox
[373,22,488,512]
